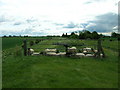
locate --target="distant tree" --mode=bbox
[71,32,75,36]
[62,33,65,37]
[79,30,92,39]
[79,32,85,39]
[24,35,28,37]
[84,30,91,34]
[62,33,68,37]
[65,33,68,37]
[111,32,120,40]
[30,41,34,46]
[62,30,102,39]
[70,32,78,39]
[99,34,103,38]
[91,31,99,39]
[3,35,7,37]
[13,35,16,37]
[111,32,117,37]
[84,30,92,39]
[9,35,12,37]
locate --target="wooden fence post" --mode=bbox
[23,40,27,56]
[97,39,105,58]
[97,39,101,57]
[64,44,69,55]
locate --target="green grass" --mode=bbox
[102,40,118,51]
[2,37,23,50]
[2,37,119,88]
[2,37,51,50]
[3,55,118,88]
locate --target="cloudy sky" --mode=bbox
[0,0,119,36]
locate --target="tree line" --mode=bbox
[2,30,120,40]
[62,30,120,40]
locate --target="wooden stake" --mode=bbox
[97,39,105,58]
[23,40,27,56]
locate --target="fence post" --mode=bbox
[97,39,101,57]
[23,40,27,56]
[97,39,105,58]
[64,44,69,55]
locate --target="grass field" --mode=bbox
[2,37,23,50]
[2,37,119,88]
[2,37,50,50]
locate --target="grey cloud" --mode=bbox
[80,23,89,28]
[84,13,118,33]
[84,1,92,4]
[1,30,21,36]
[14,22,22,25]
[1,28,46,36]
[91,0,108,2]
[84,0,105,4]
[112,26,118,32]
[115,3,118,6]
[43,20,51,22]
[53,23,64,26]
[21,28,47,36]
[0,15,15,23]
[21,28,33,34]
[31,31,46,36]
[26,18,37,23]
[63,22,78,28]
[92,0,105,1]
[1,28,34,35]
[0,15,7,23]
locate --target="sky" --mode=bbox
[0,0,119,36]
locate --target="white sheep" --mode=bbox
[94,50,98,53]
[28,48,34,55]
[83,47,92,52]
[83,50,87,53]
[86,54,94,57]
[76,53,85,57]
[100,53,103,57]
[67,46,77,55]
[45,48,57,53]
[46,52,57,56]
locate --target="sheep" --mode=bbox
[46,52,57,56]
[85,54,94,57]
[58,52,66,56]
[82,47,97,56]
[44,48,57,55]
[33,52,40,55]
[28,48,34,55]
[67,46,77,55]
[83,50,87,53]
[94,50,98,53]
[45,48,57,53]
[100,53,103,57]
[83,47,92,52]
[76,53,85,57]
